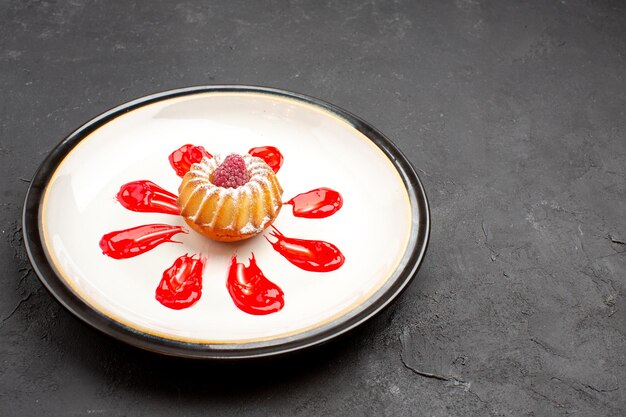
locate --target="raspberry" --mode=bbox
[212,154,250,188]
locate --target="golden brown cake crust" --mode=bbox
[177,154,283,242]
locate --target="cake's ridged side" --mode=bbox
[234,187,252,231]
[198,190,219,225]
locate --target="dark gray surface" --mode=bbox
[1,0,625,415]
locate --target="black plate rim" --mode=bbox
[22,85,430,359]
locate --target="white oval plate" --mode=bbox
[23,86,429,358]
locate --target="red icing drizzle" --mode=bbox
[285,188,343,218]
[227,253,284,315]
[156,254,206,310]
[117,180,180,215]
[265,227,344,272]
[248,146,284,173]
[169,144,212,177]
[99,224,187,259]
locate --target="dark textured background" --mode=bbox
[1,0,625,415]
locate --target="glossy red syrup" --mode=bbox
[265,227,345,272]
[248,146,284,173]
[156,254,206,310]
[116,180,180,215]
[99,224,187,259]
[285,188,343,218]
[227,253,284,315]
[169,144,212,177]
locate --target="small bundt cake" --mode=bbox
[177,153,283,242]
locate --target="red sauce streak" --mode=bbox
[265,227,345,272]
[248,146,284,173]
[116,180,180,215]
[227,253,284,315]
[285,188,343,218]
[169,144,212,177]
[99,224,187,259]
[156,254,206,310]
